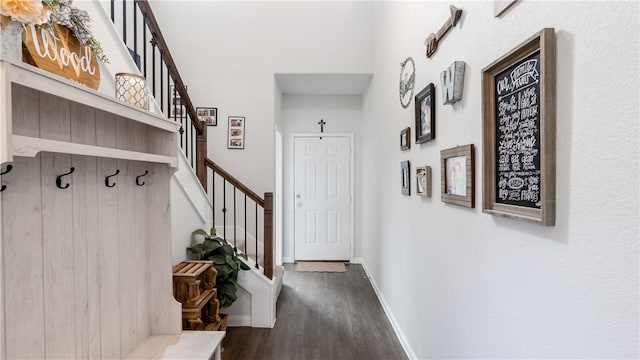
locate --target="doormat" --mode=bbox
[295,262,346,273]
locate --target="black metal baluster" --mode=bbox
[223,180,227,241]
[151,34,156,97]
[143,16,147,78]
[110,0,114,22]
[133,2,137,56]
[172,81,177,121]
[166,76,171,119]
[159,55,164,111]
[122,0,127,44]
[184,116,193,161]
[233,186,237,251]
[180,94,184,149]
[244,195,247,258]
[191,123,195,169]
[186,116,190,162]
[255,203,259,269]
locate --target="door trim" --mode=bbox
[290,132,355,262]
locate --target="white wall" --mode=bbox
[171,152,211,264]
[281,95,364,262]
[94,0,639,357]
[361,1,639,358]
[150,1,373,197]
[76,1,210,266]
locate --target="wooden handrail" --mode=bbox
[135,0,203,135]
[204,159,273,279]
[204,158,264,207]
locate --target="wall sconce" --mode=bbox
[115,72,149,110]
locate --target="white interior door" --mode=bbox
[294,136,351,261]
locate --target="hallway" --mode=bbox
[223,264,408,359]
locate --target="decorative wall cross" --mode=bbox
[318,119,326,133]
[318,119,326,139]
[424,5,463,58]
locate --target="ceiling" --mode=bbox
[275,73,373,96]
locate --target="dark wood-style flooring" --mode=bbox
[223,263,408,360]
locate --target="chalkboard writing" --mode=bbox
[494,51,541,208]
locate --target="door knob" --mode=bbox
[296,194,301,198]
[296,202,302,207]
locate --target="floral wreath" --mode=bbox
[1,0,108,63]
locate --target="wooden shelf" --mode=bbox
[12,135,178,167]
[0,57,176,132]
[0,57,178,166]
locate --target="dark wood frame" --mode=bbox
[415,165,432,198]
[401,160,410,195]
[481,28,555,225]
[441,144,475,208]
[414,83,436,144]
[196,107,218,126]
[400,127,411,151]
[227,116,245,149]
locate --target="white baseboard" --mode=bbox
[360,260,417,360]
[282,257,294,263]
[226,315,251,327]
[350,257,363,264]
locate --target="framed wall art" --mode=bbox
[416,165,432,197]
[401,160,410,195]
[414,83,436,144]
[196,107,218,126]
[228,116,245,149]
[400,127,411,151]
[441,144,475,208]
[481,28,555,225]
[170,84,182,118]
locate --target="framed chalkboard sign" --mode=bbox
[481,28,556,226]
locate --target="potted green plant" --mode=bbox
[187,227,251,308]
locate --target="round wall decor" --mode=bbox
[399,57,416,108]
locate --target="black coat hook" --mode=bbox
[105,169,120,188]
[1,164,13,192]
[136,170,149,186]
[56,167,75,189]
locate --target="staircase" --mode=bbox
[102,0,282,328]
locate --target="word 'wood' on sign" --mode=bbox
[22,23,101,90]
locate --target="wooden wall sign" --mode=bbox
[424,5,463,58]
[22,23,100,90]
[481,28,556,226]
[440,61,465,104]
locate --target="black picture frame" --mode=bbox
[400,127,411,151]
[401,160,411,195]
[196,107,218,126]
[414,83,436,144]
